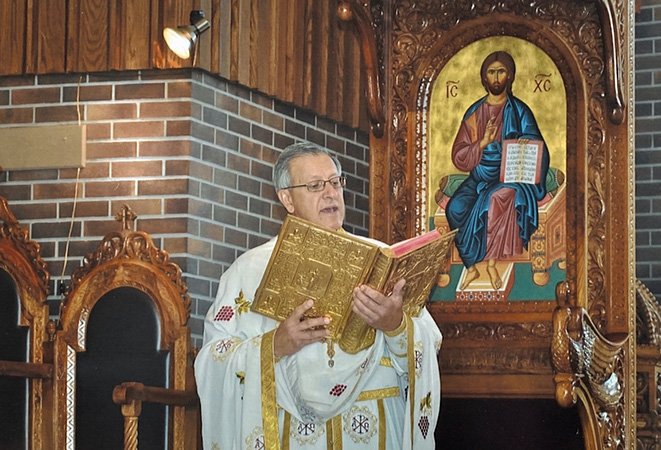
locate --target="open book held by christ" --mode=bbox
[500,139,544,184]
[251,215,455,354]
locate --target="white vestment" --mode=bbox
[195,235,442,450]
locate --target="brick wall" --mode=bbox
[635,1,661,301]
[0,69,370,346]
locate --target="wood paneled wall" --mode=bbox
[0,0,367,129]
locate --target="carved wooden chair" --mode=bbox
[54,205,199,450]
[635,279,661,449]
[0,196,54,450]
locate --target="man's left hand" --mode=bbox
[352,278,406,333]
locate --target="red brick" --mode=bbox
[263,110,284,131]
[86,141,137,159]
[166,119,191,136]
[112,160,163,177]
[85,122,111,140]
[165,159,191,177]
[0,90,9,105]
[8,169,58,181]
[162,236,188,253]
[33,182,77,199]
[239,102,262,122]
[35,105,79,123]
[0,76,36,87]
[140,101,191,118]
[188,161,213,182]
[0,184,31,200]
[83,219,121,237]
[32,221,81,239]
[0,107,33,124]
[139,140,190,157]
[59,200,110,217]
[164,197,188,214]
[138,178,188,196]
[167,81,192,98]
[110,199,163,217]
[60,162,111,179]
[187,237,212,258]
[63,85,113,102]
[138,217,188,234]
[200,221,224,242]
[12,87,60,105]
[85,180,136,197]
[114,121,164,138]
[115,83,165,100]
[216,93,238,113]
[67,240,102,258]
[240,138,261,158]
[8,202,57,220]
[87,103,137,120]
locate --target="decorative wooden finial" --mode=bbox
[115,204,137,231]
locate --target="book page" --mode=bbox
[389,229,442,258]
[500,139,543,184]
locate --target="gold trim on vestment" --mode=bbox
[383,316,407,337]
[261,330,280,450]
[405,314,415,447]
[282,411,291,450]
[379,356,392,367]
[326,415,344,449]
[377,399,386,450]
[356,386,400,402]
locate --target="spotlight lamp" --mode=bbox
[163,10,211,60]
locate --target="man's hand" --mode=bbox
[273,299,330,358]
[479,115,498,150]
[352,278,406,333]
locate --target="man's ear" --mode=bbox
[277,189,296,214]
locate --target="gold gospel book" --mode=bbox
[251,215,455,354]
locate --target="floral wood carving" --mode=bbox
[337,0,385,137]
[359,0,629,331]
[0,196,50,300]
[552,281,627,447]
[635,279,661,449]
[636,279,661,350]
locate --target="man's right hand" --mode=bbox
[480,115,498,150]
[273,299,330,358]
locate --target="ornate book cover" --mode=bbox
[251,215,455,353]
[500,139,544,184]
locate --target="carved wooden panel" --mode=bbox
[0,0,367,129]
[349,0,635,447]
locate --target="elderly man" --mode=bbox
[195,142,442,449]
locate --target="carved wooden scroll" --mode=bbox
[337,0,385,137]
[552,281,628,448]
[635,280,661,449]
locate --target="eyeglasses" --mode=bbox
[284,175,346,192]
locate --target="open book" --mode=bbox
[251,215,455,353]
[500,139,544,184]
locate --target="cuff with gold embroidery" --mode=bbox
[384,315,407,337]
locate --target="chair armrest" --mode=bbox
[0,360,53,379]
[112,382,198,407]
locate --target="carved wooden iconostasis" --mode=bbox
[340,0,635,448]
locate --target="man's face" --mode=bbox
[485,60,510,96]
[277,154,346,230]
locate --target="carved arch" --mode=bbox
[0,197,52,450]
[54,210,194,450]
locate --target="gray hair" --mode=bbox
[273,142,342,192]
